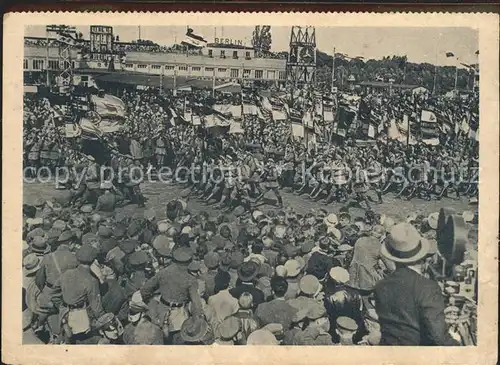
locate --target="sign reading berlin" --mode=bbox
[214,38,244,46]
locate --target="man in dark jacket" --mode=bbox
[374,223,457,346]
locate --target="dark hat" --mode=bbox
[46,228,62,245]
[336,316,358,332]
[127,220,141,237]
[113,224,127,239]
[172,247,193,263]
[128,251,149,267]
[99,238,118,255]
[119,239,139,255]
[180,317,209,343]
[188,260,201,272]
[82,232,98,246]
[237,261,260,282]
[219,317,241,340]
[230,251,245,269]
[233,206,246,217]
[31,236,50,254]
[98,226,113,238]
[283,244,298,258]
[76,244,99,264]
[57,230,74,243]
[152,235,173,257]
[203,252,220,270]
[220,252,232,268]
[95,313,115,330]
[301,240,315,254]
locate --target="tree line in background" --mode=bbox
[250,27,475,94]
[315,51,475,94]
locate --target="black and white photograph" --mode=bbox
[16,21,484,348]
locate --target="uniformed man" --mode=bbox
[140,247,204,337]
[95,181,125,213]
[56,245,106,340]
[253,158,283,208]
[35,230,79,327]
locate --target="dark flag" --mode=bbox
[446,52,455,57]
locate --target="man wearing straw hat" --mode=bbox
[374,223,457,345]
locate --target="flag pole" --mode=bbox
[331,47,336,94]
[454,57,459,91]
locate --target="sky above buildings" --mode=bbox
[25,25,479,67]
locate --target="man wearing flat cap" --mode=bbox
[140,246,204,335]
[374,223,457,345]
[35,230,79,325]
[56,245,106,338]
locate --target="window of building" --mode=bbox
[33,59,44,70]
[255,70,263,79]
[48,60,59,70]
[220,50,226,58]
[208,49,213,58]
[218,68,227,73]
[138,64,148,69]
[192,66,201,72]
[179,65,188,71]
[245,51,251,59]
[267,70,276,79]
[72,61,76,69]
[243,69,251,78]
[81,75,89,81]
[230,69,239,78]
[205,67,214,72]
[151,65,161,70]
[125,63,134,68]
[233,51,238,59]
[23,59,28,69]
[279,71,286,80]
[165,65,175,70]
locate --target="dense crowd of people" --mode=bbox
[23,188,478,345]
[23,81,479,346]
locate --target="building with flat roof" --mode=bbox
[23,37,287,85]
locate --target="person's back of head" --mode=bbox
[214,270,231,293]
[270,276,288,298]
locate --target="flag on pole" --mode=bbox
[475,50,479,55]
[90,94,126,118]
[181,27,207,48]
[446,52,455,57]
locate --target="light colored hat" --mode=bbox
[262,236,274,248]
[329,267,350,284]
[323,213,338,227]
[462,211,474,223]
[80,204,93,213]
[247,329,278,345]
[252,210,265,221]
[23,253,42,275]
[406,213,418,223]
[427,212,439,229]
[275,265,287,277]
[299,275,321,296]
[181,226,192,235]
[382,216,395,231]
[274,225,287,239]
[284,259,301,278]
[144,208,156,221]
[327,226,342,241]
[157,220,170,233]
[381,223,430,263]
[100,181,113,190]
